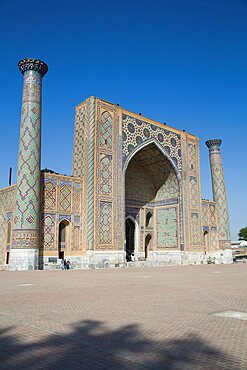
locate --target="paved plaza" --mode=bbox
[0,264,246,369]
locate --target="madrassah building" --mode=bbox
[0,59,233,270]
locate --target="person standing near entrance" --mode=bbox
[60,259,66,270]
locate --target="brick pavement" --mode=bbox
[0,264,246,369]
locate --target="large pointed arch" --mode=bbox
[124,139,184,251]
[123,138,181,182]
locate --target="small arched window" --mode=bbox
[59,220,69,243]
[146,212,153,228]
[7,222,11,244]
[203,230,209,244]
[145,234,152,259]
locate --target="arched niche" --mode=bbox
[58,219,70,259]
[145,234,152,259]
[203,230,209,252]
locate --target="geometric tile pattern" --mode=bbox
[100,111,112,149]
[189,176,198,209]
[40,214,55,251]
[201,200,219,251]
[99,202,112,245]
[72,190,81,213]
[125,143,179,222]
[202,201,217,226]
[186,140,202,249]
[14,73,41,231]
[59,214,71,222]
[122,114,182,171]
[72,105,87,177]
[202,202,209,224]
[42,179,56,211]
[87,98,96,249]
[191,213,200,245]
[211,165,230,238]
[188,142,197,173]
[206,140,231,244]
[0,187,15,262]
[94,103,115,250]
[59,183,71,212]
[38,174,83,254]
[154,171,179,201]
[93,100,125,251]
[210,226,219,250]
[72,98,95,250]
[157,207,178,248]
[74,215,81,224]
[209,204,217,225]
[12,67,46,250]
[72,183,81,214]
[73,115,92,242]
[99,154,112,196]
[72,226,80,251]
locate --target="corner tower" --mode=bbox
[206,139,231,248]
[11,58,48,270]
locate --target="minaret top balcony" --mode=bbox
[205,139,222,150]
[18,58,48,77]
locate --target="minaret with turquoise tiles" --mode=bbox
[11,58,48,270]
[206,139,231,248]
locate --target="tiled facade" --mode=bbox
[0,186,15,265]
[0,60,232,269]
[0,174,82,265]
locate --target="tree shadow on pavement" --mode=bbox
[0,319,240,369]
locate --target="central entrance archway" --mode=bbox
[125,218,135,261]
[125,142,180,257]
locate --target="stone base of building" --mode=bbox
[10,248,39,271]
[0,249,233,271]
[39,249,233,270]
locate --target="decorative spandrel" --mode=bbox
[122,114,182,171]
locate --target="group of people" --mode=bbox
[61,259,72,270]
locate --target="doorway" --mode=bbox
[203,230,209,253]
[58,251,64,260]
[145,234,152,259]
[125,142,180,253]
[58,219,70,259]
[125,218,135,261]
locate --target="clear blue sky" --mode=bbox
[0,0,246,240]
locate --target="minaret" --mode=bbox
[205,139,231,248]
[11,58,48,270]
